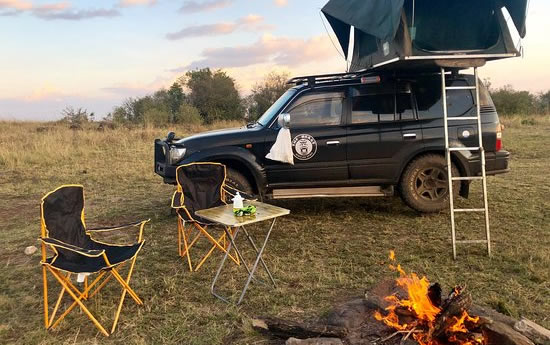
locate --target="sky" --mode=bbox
[0,0,548,121]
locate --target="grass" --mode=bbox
[0,117,548,345]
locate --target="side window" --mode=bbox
[352,94,395,124]
[397,93,415,121]
[414,78,474,119]
[288,92,343,127]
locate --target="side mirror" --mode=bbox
[277,113,291,129]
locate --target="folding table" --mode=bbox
[195,200,290,305]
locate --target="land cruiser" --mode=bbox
[154,70,509,213]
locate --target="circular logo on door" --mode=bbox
[292,134,317,161]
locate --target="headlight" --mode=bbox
[169,147,186,164]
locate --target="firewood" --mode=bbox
[430,288,472,338]
[252,317,347,340]
[483,321,535,345]
[514,318,550,345]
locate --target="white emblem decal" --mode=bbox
[292,134,317,161]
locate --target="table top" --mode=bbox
[195,200,290,227]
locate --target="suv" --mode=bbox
[154,71,509,213]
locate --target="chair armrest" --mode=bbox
[87,219,149,243]
[171,190,185,209]
[40,238,105,257]
[87,220,149,233]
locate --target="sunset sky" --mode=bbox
[1,0,548,120]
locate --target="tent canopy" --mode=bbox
[322,0,528,60]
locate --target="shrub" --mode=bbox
[174,103,202,125]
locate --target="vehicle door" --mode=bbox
[346,82,421,183]
[264,89,348,186]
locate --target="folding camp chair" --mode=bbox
[40,185,149,336]
[171,162,241,272]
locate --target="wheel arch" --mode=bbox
[183,147,266,196]
[398,149,470,197]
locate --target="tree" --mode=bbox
[182,68,244,124]
[167,82,185,121]
[247,72,291,121]
[61,106,89,127]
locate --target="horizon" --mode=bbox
[1,0,549,121]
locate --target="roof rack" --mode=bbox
[287,71,377,86]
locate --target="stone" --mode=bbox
[285,337,344,345]
[24,246,37,255]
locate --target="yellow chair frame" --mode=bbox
[40,185,149,336]
[172,163,240,272]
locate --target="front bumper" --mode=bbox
[154,139,177,184]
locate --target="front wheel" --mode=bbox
[225,168,256,199]
[399,154,460,213]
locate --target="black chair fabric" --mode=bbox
[42,186,141,273]
[175,164,226,223]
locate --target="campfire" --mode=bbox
[373,251,485,345]
[252,252,550,345]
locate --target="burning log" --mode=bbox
[252,251,550,345]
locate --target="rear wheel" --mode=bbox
[399,154,460,213]
[225,168,255,199]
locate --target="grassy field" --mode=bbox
[0,117,548,345]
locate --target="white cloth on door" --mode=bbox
[266,127,294,165]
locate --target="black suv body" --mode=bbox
[155,71,510,213]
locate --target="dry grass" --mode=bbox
[0,120,548,345]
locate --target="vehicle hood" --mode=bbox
[174,124,263,150]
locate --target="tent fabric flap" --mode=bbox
[502,0,528,38]
[321,0,405,42]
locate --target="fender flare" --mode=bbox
[181,147,267,195]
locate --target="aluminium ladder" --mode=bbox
[441,66,491,260]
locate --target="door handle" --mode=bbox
[403,133,417,140]
[326,140,340,146]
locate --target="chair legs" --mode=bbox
[42,260,142,336]
[177,219,240,271]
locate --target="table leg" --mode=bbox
[241,225,276,288]
[237,218,277,305]
[211,226,241,303]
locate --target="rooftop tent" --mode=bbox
[322,0,528,71]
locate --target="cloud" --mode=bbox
[179,0,233,14]
[166,14,272,40]
[274,0,288,7]
[33,7,120,20]
[118,0,157,7]
[0,1,120,20]
[0,0,32,11]
[172,34,338,72]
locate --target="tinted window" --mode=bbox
[258,88,297,127]
[397,93,415,120]
[414,79,474,119]
[352,94,394,124]
[288,92,343,126]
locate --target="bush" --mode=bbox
[143,108,171,127]
[174,103,202,125]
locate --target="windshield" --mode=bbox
[257,88,298,127]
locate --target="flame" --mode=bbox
[374,252,485,345]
